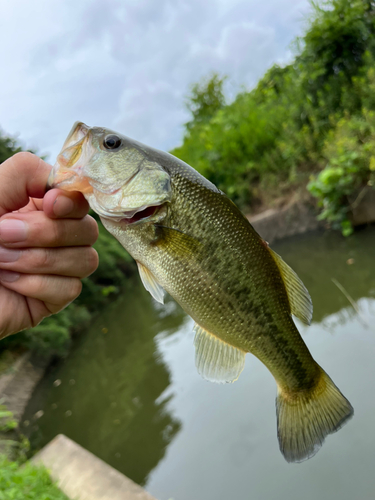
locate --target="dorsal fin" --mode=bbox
[268,248,313,325]
[193,324,246,383]
[136,261,165,304]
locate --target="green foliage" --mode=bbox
[297,0,375,128]
[172,0,375,227]
[308,111,375,233]
[0,130,38,164]
[185,73,226,130]
[0,132,23,164]
[0,400,17,432]
[0,457,69,500]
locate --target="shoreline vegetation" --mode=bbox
[1,0,375,362]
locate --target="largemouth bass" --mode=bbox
[49,122,353,462]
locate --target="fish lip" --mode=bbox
[48,122,92,190]
[47,170,79,190]
[62,121,90,150]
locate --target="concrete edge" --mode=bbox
[32,434,157,500]
[0,352,51,425]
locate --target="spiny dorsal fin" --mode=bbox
[268,248,313,325]
[137,261,165,304]
[193,324,246,384]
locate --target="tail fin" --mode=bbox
[276,367,354,463]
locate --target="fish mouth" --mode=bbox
[48,121,94,191]
[97,202,165,225]
[121,204,161,224]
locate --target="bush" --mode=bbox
[0,457,69,500]
[308,111,375,234]
[0,400,17,432]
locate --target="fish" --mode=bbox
[49,121,354,463]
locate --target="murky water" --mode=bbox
[23,227,375,500]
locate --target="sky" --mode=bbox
[1,0,311,162]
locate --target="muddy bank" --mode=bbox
[248,197,324,244]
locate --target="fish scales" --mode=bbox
[152,163,317,389]
[49,122,354,463]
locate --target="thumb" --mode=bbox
[0,152,51,216]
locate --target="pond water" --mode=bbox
[23,227,375,500]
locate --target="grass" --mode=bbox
[0,456,69,500]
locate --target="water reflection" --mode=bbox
[23,285,184,485]
[23,226,375,500]
[273,227,375,322]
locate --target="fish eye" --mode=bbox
[103,135,122,150]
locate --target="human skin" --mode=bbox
[0,152,99,339]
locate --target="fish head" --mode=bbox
[48,121,172,224]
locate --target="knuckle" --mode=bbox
[12,151,37,167]
[29,274,45,296]
[51,219,67,246]
[11,152,41,179]
[35,248,53,270]
[85,248,99,276]
[86,216,99,244]
[67,279,82,302]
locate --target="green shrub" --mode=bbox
[0,400,17,432]
[0,457,69,500]
[308,111,375,234]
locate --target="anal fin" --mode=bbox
[193,324,246,384]
[137,261,165,304]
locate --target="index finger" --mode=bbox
[0,152,51,216]
[43,189,90,219]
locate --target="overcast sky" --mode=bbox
[1,0,311,162]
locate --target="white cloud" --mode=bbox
[0,0,311,162]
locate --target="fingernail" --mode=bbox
[0,270,20,282]
[53,196,75,217]
[0,247,21,262]
[0,220,28,243]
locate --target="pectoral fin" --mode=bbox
[137,262,165,304]
[193,324,246,383]
[268,248,313,325]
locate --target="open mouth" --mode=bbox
[121,205,160,225]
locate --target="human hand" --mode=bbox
[0,152,99,340]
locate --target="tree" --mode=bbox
[0,132,22,164]
[185,73,226,130]
[297,0,375,130]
